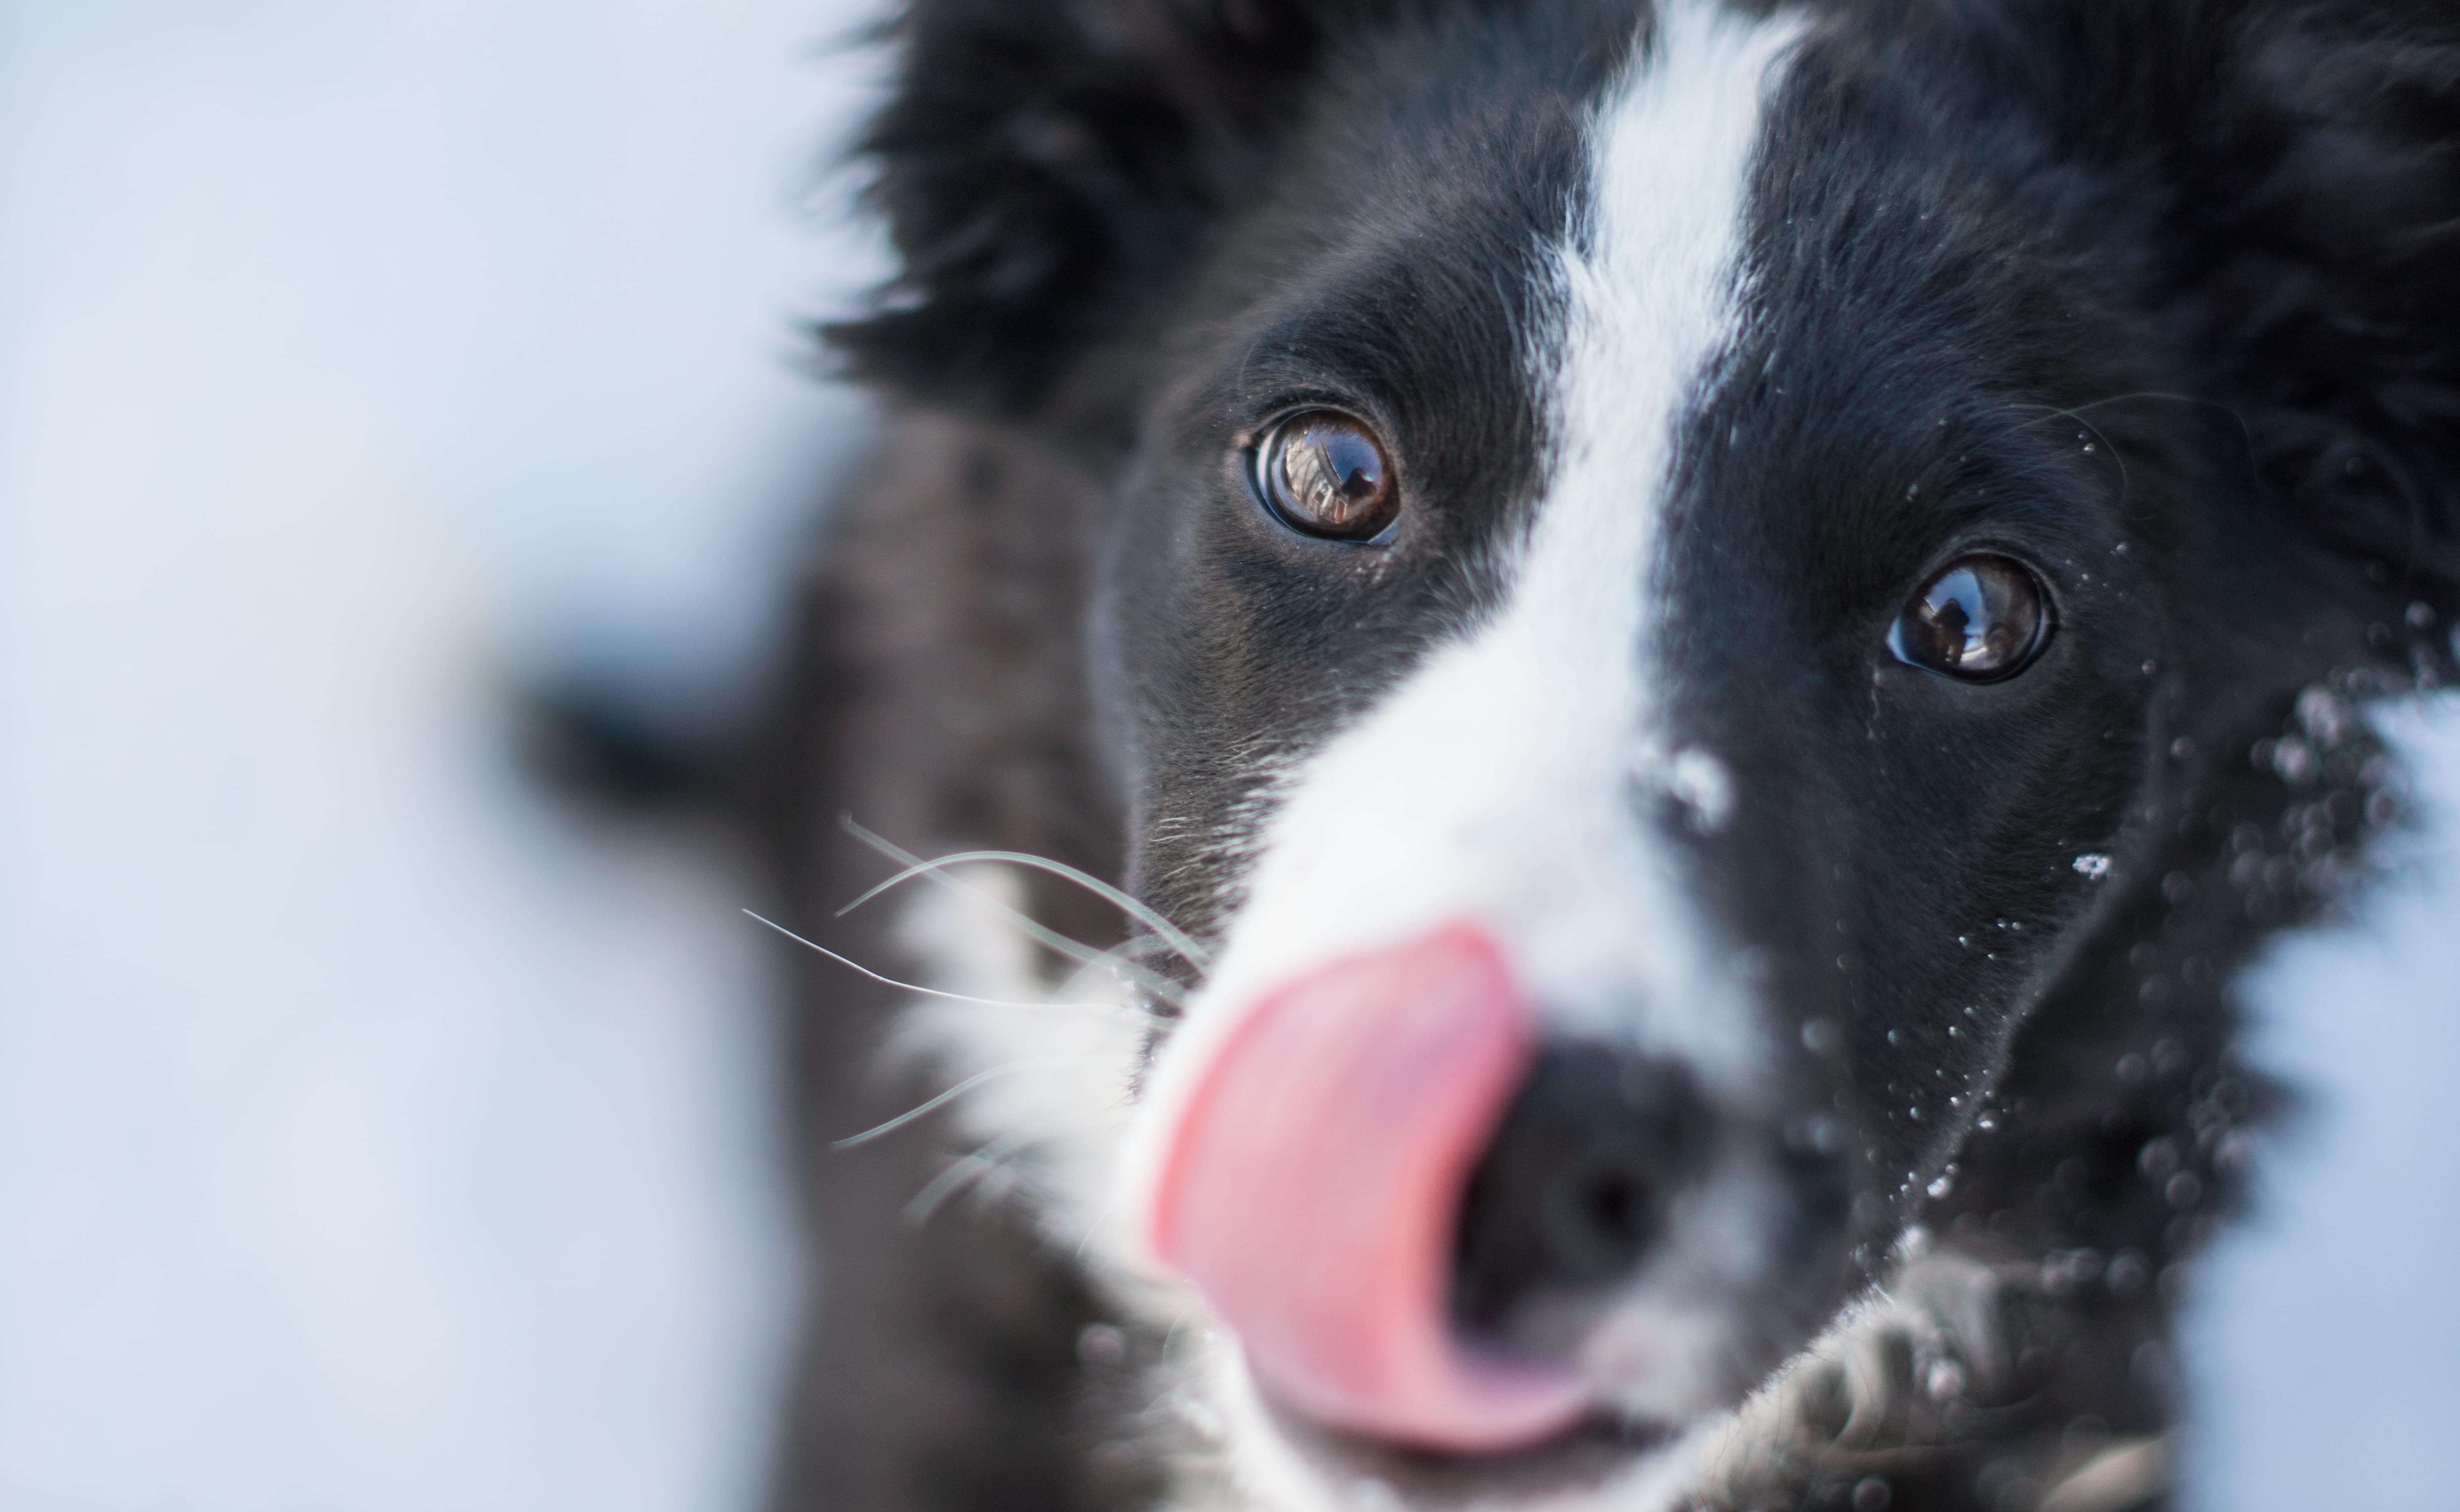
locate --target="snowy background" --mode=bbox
[0,4,2451,1510]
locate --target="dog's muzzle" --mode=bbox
[1140,924,1720,1454]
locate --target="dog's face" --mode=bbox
[838,0,2460,1503]
[1093,2,2159,1487]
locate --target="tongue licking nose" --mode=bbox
[1142,925,1590,1453]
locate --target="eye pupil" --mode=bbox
[1259,412,1399,540]
[1889,556,2050,681]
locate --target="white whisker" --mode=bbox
[831,1057,1077,1150]
[836,817,1192,1008]
[902,1126,1043,1224]
[742,909,1138,1014]
[838,833,1212,972]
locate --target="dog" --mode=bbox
[743,3,2460,1509]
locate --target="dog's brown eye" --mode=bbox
[1255,411,1398,541]
[1889,556,2050,681]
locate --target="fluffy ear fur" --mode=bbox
[827,0,1385,412]
[2147,2,2460,637]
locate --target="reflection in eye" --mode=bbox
[1256,412,1399,541]
[1889,556,2050,681]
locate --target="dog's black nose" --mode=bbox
[1449,1045,1713,1338]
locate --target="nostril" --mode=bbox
[1452,1046,1711,1339]
[1545,1144,1661,1278]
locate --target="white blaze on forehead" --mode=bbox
[1126,0,1802,1252]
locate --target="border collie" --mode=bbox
[749,4,2460,1509]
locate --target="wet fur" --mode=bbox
[750,4,2460,1510]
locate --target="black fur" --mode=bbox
[827,0,1389,409]
[768,3,2460,1509]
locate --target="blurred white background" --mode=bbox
[0,2,883,1507]
[0,4,2451,1510]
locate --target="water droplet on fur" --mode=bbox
[1792,1114,1847,1156]
[2295,687,2351,746]
[2142,659,2159,675]
[1853,1476,1893,1512]
[1927,1172,1955,1200]
[1802,1018,1843,1056]
[1925,1357,1966,1401]
[1887,1028,1905,1047]
[1976,1112,1998,1131]
[1077,1323,1128,1369]
[2170,736,2196,761]
[2408,601,2436,631]
[2273,736,2319,785]
[2073,853,2112,880]
[2138,1137,2182,1180]
[2165,1170,2204,1208]
[2115,1052,2149,1084]
[1664,746,1736,833]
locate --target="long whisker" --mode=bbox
[1992,401,2132,510]
[743,909,1134,1014]
[836,818,1191,1007]
[830,1058,1074,1150]
[1057,934,1193,1020]
[902,1127,1043,1225]
[838,839,1212,972]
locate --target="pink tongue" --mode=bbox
[1145,924,1588,1453]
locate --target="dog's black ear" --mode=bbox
[2145,3,2460,631]
[827,0,1374,413]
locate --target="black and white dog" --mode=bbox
[747,3,2460,1509]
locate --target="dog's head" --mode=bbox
[839,0,2460,1501]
